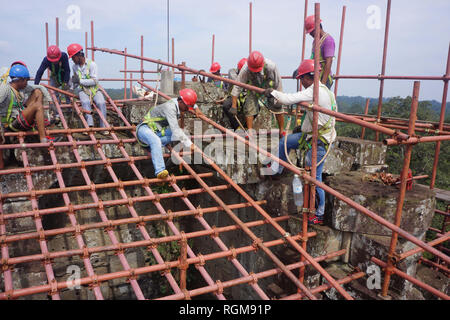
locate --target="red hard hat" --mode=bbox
[305,15,322,34]
[295,59,321,78]
[10,61,27,68]
[67,43,83,58]
[47,45,62,63]
[237,58,247,71]
[209,62,221,73]
[179,88,197,107]
[247,51,264,73]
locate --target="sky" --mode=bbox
[0,0,449,101]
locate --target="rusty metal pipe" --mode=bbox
[334,6,346,96]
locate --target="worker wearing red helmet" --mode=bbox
[220,58,248,130]
[304,15,335,89]
[68,43,109,134]
[136,88,201,179]
[265,59,337,226]
[230,51,285,136]
[35,45,71,102]
[207,62,227,90]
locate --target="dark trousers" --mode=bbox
[222,96,240,130]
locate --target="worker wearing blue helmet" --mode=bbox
[0,64,55,144]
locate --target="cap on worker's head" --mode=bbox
[295,59,321,79]
[179,88,197,107]
[305,15,322,34]
[10,61,27,68]
[210,62,221,73]
[9,64,30,80]
[47,45,62,63]
[247,51,264,73]
[67,43,83,58]
[237,58,247,71]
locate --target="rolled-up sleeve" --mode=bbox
[270,87,313,105]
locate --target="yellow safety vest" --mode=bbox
[78,60,99,97]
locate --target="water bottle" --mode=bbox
[292,174,304,207]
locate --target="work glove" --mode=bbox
[229,106,238,115]
[71,74,80,85]
[264,88,274,98]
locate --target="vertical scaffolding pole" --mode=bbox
[430,43,450,189]
[309,2,321,220]
[298,181,311,285]
[298,0,308,91]
[381,81,420,298]
[181,62,186,89]
[334,6,346,97]
[124,48,127,100]
[45,22,50,84]
[249,2,252,54]
[85,32,89,59]
[140,35,144,86]
[375,0,391,141]
[55,17,59,48]
[91,21,95,61]
[172,37,175,72]
[211,34,215,65]
[129,73,133,98]
[361,98,370,139]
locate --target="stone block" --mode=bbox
[322,146,355,175]
[360,164,389,174]
[327,171,436,237]
[335,137,387,167]
[415,264,450,300]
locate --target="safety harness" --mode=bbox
[1,87,24,128]
[51,62,65,87]
[297,84,337,154]
[310,33,334,87]
[77,60,99,98]
[247,64,275,107]
[136,102,175,148]
[0,68,10,85]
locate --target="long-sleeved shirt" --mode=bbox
[143,98,193,148]
[72,59,99,90]
[34,52,71,85]
[231,58,282,97]
[270,83,337,144]
[0,83,52,120]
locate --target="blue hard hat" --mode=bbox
[9,64,30,79]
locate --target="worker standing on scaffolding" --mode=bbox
[304,15,335,89]
[230,51,285,137]
[0,64,56,144]
[265,59,337,226]
[68,43,108,135]
[34,45,71,107]
[220,58,247,130]
[136,88,201,179]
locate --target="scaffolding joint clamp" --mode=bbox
[215,280,224,296]
[195,254,206,268]
[252,238,263,251]
[228,247,238,261]
[249,272,259,284]
[88,275,100,290]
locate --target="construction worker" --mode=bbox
[0,64,55,144]
[1,61,27,84]
[230,51,285,137]
[221,58,247,130]
[207,62,227,90]
[68,43,108,134]
[265,59,337,225]
[305,15,335,89]
[34,45,71,104]
[136,88,201,179]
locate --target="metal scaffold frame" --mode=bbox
[0,1,449,300]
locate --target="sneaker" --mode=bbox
[308,215,324,226]
[156,170,169,179]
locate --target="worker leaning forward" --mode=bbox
[303,15,336,89]
[230,51,285,137]
[0,64,56,144]
[220,57,247,130]
[136,88,202,179]
[35,45,71,107]
[68,43,108,134]
[265,59,337,226]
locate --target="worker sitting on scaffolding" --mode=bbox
[0,64,56,145]
[219,58,248,131]
[265,59,337,226]
[34,45,71,111]
[229,51,285,137]
[68,43,108,135]
[136,88,201,179]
